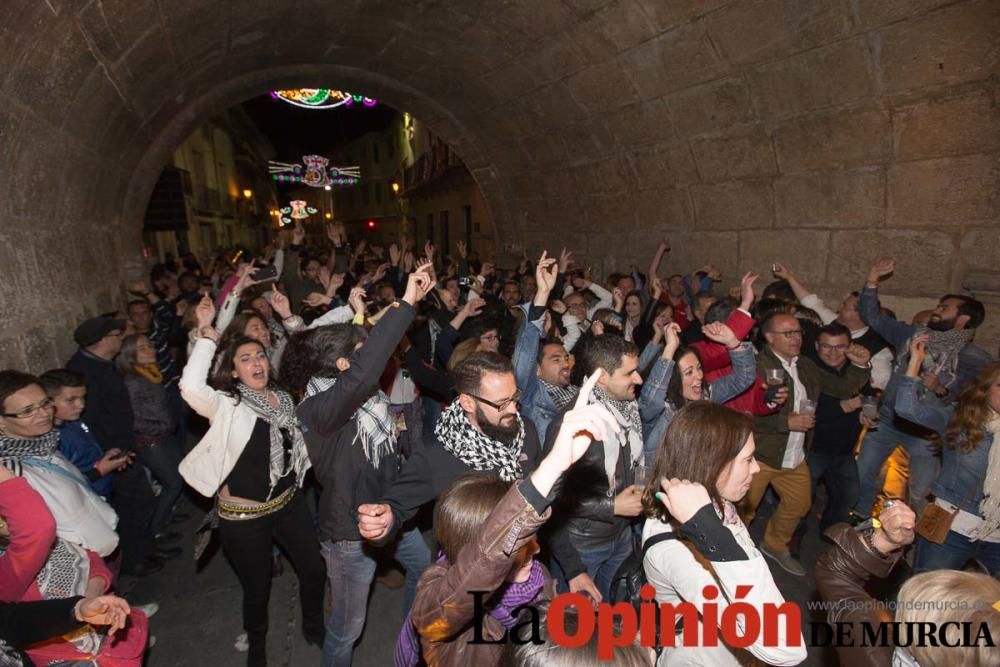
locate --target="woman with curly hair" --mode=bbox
[895,332,1000,575]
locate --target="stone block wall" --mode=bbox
[0,0,996,370]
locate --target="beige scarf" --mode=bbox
[970,410,1000,540]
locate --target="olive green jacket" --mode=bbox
[754,348,870,469]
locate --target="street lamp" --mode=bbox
[242,189,253,199]
[391,182,400,194]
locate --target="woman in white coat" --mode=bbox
[640,401,806,666]
[179,295,325,667]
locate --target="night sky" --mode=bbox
[241,92,397,159]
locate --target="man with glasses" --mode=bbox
[67,315,162,577]
[544,333,645,602]
[357,351,543,547]
[745,313,871,576]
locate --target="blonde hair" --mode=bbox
[896,570,1000,666]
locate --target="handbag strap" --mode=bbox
[641,531,677,559]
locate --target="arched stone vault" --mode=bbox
[0,0,997,368]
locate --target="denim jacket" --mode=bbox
[639,343,757,463]
[894,375,992,514]
[512,306,559,443]
[859,286,994,431]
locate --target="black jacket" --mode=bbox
[544,403,635,581]
[67,350,135,453]
[298,302,415,543]
[378,417,543,543]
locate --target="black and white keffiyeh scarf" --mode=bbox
[305,376,397,469]
[917,327,974,389]
[591,387,644,493]
[539,379,579,411]
[0,430,60,460]
[434,400,526,482]
[236,384,311,499]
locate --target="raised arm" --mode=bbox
[179,295,223,418]
[858,258,915,350]
[646,239,670,298]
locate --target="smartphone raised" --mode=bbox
[251,265,279,283]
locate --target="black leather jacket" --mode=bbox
[544,404,635,581]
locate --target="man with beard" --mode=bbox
[512,252,576,442]
[543,333,645,602]
[853,258,993,521]
[356,352,543,546]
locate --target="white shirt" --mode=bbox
[777,355,808,469]
[935,497,1000,543]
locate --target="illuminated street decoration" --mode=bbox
[279,200,317,226]
[270,89,377,110]
[269,155,361,187]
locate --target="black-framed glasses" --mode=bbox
[817,342,849,351]
[468,390,522,412]
[2,398,54,419]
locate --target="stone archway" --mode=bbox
[0,0,996,369]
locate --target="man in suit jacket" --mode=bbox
[744,312,870,576]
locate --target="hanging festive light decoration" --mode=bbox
[270,89,377,110]
[268,155,361,188]
[279,200,318,226]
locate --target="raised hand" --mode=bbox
[317,265,332,291]
[874,502,916,553]
[303,292,332,308]
[348,286,367,315]
[657,239,671,254]
[558,247,573,273]
[771,263,791,280]
[655,478,713,524]
[456,239,468,259]
[424,240,435,261]
[462,297,486,318]
[612,287,625,311]
[373,262,390,283]
[739,271,759,310]
[267,289,292,320]
[845,343,871,367]
[867,257,896,286]
[403,261,436,306]
[195,294,216,329]
[663,322,682,359]
[702,322,740,349]
[651,276,663,300]
[389,243,401,266]
[535,251,558,297]
[326,271,346,296]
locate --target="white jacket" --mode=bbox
[177,338,259,497]
[642,508,807,666]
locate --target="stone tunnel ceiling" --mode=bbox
[0,0,997,369]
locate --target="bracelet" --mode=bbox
[861,527,897,559]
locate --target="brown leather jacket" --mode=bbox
[411,479,555,667]
[815,523,903,667]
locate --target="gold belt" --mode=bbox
[217,486,295,521]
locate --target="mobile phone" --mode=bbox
[251,265,279,283]
[458,277,473,287]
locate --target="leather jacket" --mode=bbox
[411,479,555,667]
[815,523,902,667]
[545,404,636,581]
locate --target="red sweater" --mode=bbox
[691,310,778,417]
[0,478,120,664]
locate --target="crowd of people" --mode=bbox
[2,222,999,667]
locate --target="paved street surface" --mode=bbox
[130,451,912,666]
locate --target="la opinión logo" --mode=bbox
[469,583,801,660]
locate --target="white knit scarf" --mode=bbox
[434,400,525,482]
[305,376,397,469]
[591,387,643,493]
[970,410,1000,540]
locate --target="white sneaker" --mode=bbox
[234,632,249,652]
[134,602,159,619]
